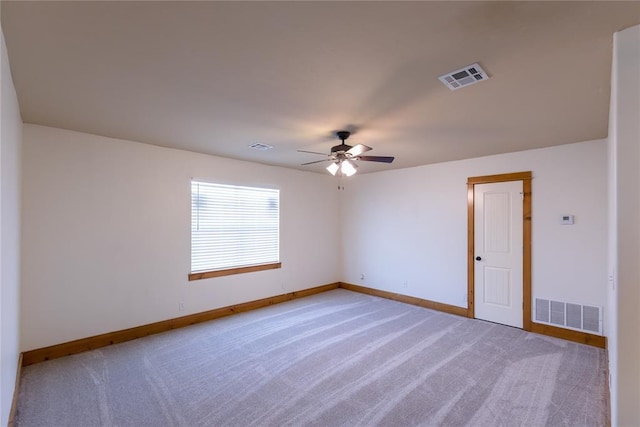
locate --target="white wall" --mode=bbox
[608,24,640,427]
[341,140,608,320]
[0,28,22,427]
[21,124,341,350]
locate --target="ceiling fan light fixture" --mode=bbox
[326,162,340,176]
[299,129,394,176]
[341,159,357,177]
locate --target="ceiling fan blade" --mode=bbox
[358,155,395,163]
[297,150,328,156]
[301,159,330,165]
[346,144,372,157]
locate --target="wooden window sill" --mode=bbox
[189,262,281,281]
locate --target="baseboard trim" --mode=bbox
[22,282,340,366]
[339,282,469,318]
[340,283,606,349]
[8,353,23,427]
[21,281,606,367]
[530,322,606,348]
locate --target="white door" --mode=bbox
[474,181,523,328]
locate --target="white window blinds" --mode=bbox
[191,181,280,273]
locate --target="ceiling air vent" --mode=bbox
[438,63,489,91]
[248,143,273,151]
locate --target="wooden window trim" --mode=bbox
[188,262,281,281]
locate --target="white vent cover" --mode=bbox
[248,143,273,151]
[438,63,489,91]
[534,298,602,335]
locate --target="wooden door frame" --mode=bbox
[467,171,532,331]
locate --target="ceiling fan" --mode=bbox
[298,131,395,177]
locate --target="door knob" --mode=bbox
[475,256,482,261]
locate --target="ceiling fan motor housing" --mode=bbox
[331,144,353,153]
[331,131,352,153]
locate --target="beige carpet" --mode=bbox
[16,289,608,426]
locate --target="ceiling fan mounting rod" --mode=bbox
[336,131,351,143]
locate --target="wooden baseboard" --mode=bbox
[8,353,23,427]
[22,283,340,366]
[21,281,607,367]
[339,283,606,349]
[339,282,469,318]
[530,322,606,348]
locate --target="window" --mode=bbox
[189,181,280,280]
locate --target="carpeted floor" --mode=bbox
[16,289,608,426]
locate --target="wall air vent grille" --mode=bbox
[535,299,550,323]
[534,298,603,335]
[550,301,565,325]
[566,303,582,329]
[583,305,600,333]
[438,63,489,91]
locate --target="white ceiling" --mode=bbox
[2,1,639,174]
